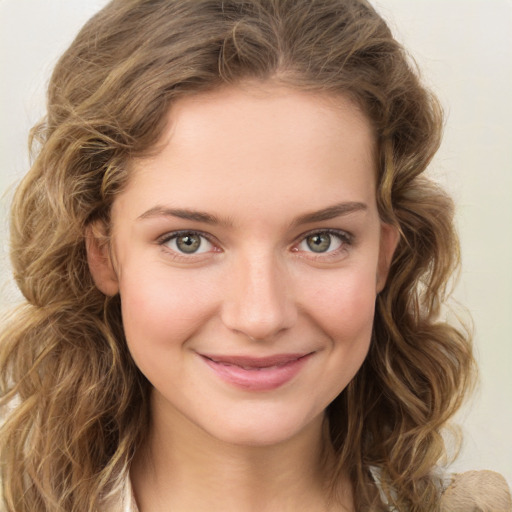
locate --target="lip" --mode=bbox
[199,352,314,391]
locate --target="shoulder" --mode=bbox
[440,470,512,512]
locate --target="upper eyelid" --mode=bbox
[158,230,220,259]
[293,229,353,261]
[158,229,217,244]
[157,228,353,251]
[293,228,353,244]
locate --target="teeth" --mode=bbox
[233,363,285,370]
[210,356,302,370]
[217,361,280,370]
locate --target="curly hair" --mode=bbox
[0,0,475,510]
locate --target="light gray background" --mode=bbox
[1,0,511,485]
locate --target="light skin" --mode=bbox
[87,83,399,512]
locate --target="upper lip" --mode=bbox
[200,353,313,368]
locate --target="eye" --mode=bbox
[296,230,350,254]
[161,231,214,254]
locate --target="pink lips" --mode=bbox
[200,353,313,391]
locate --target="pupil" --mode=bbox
[177,234,200,253]
[307,233,331,253]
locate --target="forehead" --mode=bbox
[117,83,377,222]
[154,83,375,167]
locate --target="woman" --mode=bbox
[1,0,510,511]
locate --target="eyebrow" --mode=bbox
[137,206,236,228]
[291,201,367,227]
[137,201,367,226]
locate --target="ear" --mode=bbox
[376,222,400,293]
[85,221,120,296]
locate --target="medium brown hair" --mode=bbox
[1,1,475,510]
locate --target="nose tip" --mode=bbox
[220,257,297,341]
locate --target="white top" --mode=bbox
[118,470,512,511]
[121,476,138,512]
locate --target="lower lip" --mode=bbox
[201,354,313,391]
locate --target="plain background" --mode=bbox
[1,0,511,486]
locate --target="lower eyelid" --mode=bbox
[291,230,354,261]
[158,231,218,254]
[299,230,352,246]
[157,229,352,259]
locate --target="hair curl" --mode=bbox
[1,1,475,510]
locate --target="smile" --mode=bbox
[199,353,314,391]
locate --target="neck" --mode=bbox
[130,394,352,512]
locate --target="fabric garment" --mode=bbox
[119,469,512,511]
[440,471,512,511]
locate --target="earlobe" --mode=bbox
[376,223,400,293]
[85,221,120,296]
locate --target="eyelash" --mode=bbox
[157,228,353,261]
[158,230,218,259]
[294,229,353,261]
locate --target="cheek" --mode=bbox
[304,266,377,339]
[311,269,377,395]
[118,262,218,354]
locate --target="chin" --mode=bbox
[198,408,325,448]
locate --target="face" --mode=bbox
[88,83,398,447]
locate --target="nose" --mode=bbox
[220,251,297,341]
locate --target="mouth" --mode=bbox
[199,352,314,391]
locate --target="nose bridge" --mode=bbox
[221,247,296,341]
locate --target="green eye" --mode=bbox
[298,231,347,254]
[162,232,213,254]
[306,233,332,253]
[176,234,202,253]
